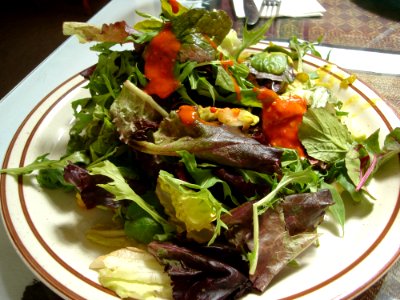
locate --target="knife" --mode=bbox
[243,0,260,26]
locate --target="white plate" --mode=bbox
[1,49,400,300]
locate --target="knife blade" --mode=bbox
[244,0,260,26]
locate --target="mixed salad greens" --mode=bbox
[2,0,400,299]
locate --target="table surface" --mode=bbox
[0,0,399,299]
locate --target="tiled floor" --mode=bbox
[0,0,110,99]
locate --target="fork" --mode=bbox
[244,0,282,27]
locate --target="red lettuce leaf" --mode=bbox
[148,241,252,300]
[135,112,283,173]
[282,189,334,235]
[63,164,118,209]
[222,200,320,292]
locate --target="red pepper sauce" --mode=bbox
[258,89,307,157]
[169,0,180,13]
[220,59,241,101]
[177,105,219,126]
[144,25,181,99]
[177,105,197,125]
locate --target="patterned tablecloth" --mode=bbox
[224,0,400,52]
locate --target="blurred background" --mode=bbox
[0,0,111,100]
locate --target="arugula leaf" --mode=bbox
[178,150,238,205]
[177,61,198,82]
[235,18,274,60]
[88,160,174,233]
[215,65,236,92]
[336,173,368,203]
[0,151,89,176]
[289,35,323,73]
[67,49,144,161]
[299,108,354,163]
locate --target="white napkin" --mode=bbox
[233,0,326,18]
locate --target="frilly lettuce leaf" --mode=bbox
[63,21,132,43]
[90,247,172,300]
[171,8,232,44]
[110,80,168,143]
[156,170,228,244]
[218,29,242,57]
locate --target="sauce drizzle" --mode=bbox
[168,0,180,14]
[144,24,181,99]
[259,89,307,157]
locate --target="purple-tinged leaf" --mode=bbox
[282,189,334,235]
[136,112,283,173]
[64,164,119,209]
[148,241,252,300]
[222,201,319,292]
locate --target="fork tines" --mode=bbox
[261,0,282,18]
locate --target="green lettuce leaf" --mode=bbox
[156,170,228,244]
[171,8,232,45]
[250,52,289,75]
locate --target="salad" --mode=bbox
[2,0,400,299]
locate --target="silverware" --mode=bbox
[244,0,260,26]
[244,0,282,27]
[261,0,281,20]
